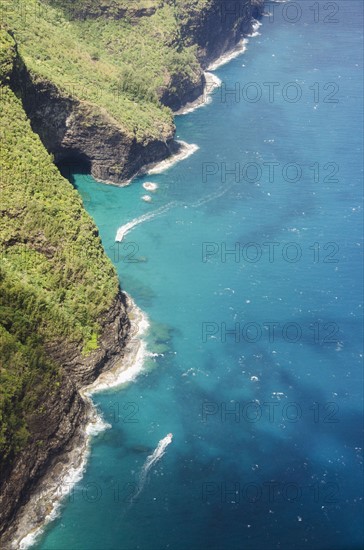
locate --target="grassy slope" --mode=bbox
[0,29,119,464]
[0,0,226,478]
[0,0,204,141]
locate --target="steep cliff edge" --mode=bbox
[176,0,263,67]
[2,0,263,185]
[0,291,130,548]
[11,62,179,184]
[0,0,263,544]
[0,31,130,546]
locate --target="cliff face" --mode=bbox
[0,292,130,548]
[11,61,177,184]
[176,0,264,68]
[4,0,263,185]
[160,0,264,108]
[0,29,130,546]
[0,0,263,545]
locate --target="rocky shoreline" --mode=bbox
[6,295,148,550]
[8,0,264,186]
[0,290,130,549]
[0,1,264,547]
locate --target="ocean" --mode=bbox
[33,1,363,549]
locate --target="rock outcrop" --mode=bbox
[8,0,263,185]
[0,291,130,548]
[0,0,264,545]
[177,0,264,68]
[10,60,178,184]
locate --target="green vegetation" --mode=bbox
[0,30,119,463]
[44,0,160,19]
[0,27,16,82]
[0,0,203,140]
[0,0,217,478]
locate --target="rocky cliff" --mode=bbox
[0,28,131,546]
[176,0,263,67]
[4,0,263,185]
[0,293,130,548]
[10,58,179,184]
[0,0,263,545]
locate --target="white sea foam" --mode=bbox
[142,182,158,192]
[146,141,199,175]
[204,72,223,99]
[118,141,199,185]
[141,194,152,202]
[84,334,149,394]
[17,410,110,550]
[115,201,179,242]
[176,19,261,115]
[175,72,222,115]
[247,19,262,38]
[207,39,248,71]
[84,298,151,395]
[14,296,150,550]
[206,18,262,72]
[130,433,173,504]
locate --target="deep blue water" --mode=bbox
[36,2,363,549]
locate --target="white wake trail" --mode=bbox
[115,202,178,242]
[189,183,233,208]
[130,433,173,504]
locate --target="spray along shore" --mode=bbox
[10,295,149,550]
[8,24,263,549]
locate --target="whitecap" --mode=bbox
[141,194,152,203]
[207,39,249,71]
[142,182,158,192]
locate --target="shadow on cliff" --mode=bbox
[56,153,92,185]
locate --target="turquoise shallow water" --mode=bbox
[36,2,363,549]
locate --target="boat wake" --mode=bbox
[189,183,234,208]
[115,182,237,242]
[115,202,178,242]
[130,433,173,505]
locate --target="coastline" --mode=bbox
[92,140,199,188]
[85,20,263,187]
[174,19,262,116]
[207,19,262,70]
[11,295,150,550]
[174,72,222,115]
[7,13,264,549]
[140,140,199,177]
